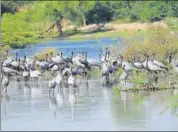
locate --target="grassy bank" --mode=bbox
[64,29,151,41]
[2,14,178,49]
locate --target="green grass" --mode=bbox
[65,29,151,41]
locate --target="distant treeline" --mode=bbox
[2,1,178,23]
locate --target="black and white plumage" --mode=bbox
[2,57,12,67]
[51,53,66,64]
[30,69,42,79]
[119,70,128,86]
[64,68,77,87]
[61,52,73,64]
[132,57,144,69]
[170,58,178,73]
[143,54,167,74]
[2,67,19,75]
[151,53,168,71]
[68,74,77,87]
[48,78,57,90]
[72,52,91,71]
[22,68,30,82]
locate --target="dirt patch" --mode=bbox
[64,21,168,32]
[106,21,168,31]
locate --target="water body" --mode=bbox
[11,37,124,62]
[1,38,178,131]
[1,80,178,131]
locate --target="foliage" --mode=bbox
[132,69,147,88]
[2,12,41,48]
[160,94,178,116]
[122,27,178,61]
[1,1,33,15]
[2,1,178,49]
[35,48,57,60]
[66,1,95,26]
[0,45,11,59]
[86,2,113,28]
[166,18,178,31]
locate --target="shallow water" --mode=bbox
[2,38,178,130]
[1,79,178,131]
[11,37,124,61]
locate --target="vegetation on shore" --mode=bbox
[1,1,178,49]
[35,48,57,60]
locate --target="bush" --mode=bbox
[166,18,178,30]
[35,48,57,60]
[121,27,178,61]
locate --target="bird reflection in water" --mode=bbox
[68,86,78,120]
[170,89,178,115]
[23,82,31,99]
[49,92,58,119]
[120,91,129,112]
[56,88,64,107]
[1,92,10,116]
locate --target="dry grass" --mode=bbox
[0,45,11,59]
[35,48,57,60]
[121,26,178,61]
[107,21,168,32]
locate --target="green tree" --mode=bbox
[32,1,70,37]
[86,2,113,29]
[77,1,95,26]
[64,1,95,26]
[1,1,33,15]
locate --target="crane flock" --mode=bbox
[1,48,178,94]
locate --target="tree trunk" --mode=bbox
[56,19,62,37]
[97,23,101,31]
[44,23,55,32]
[127,0,132,9]
[82,13,86,26]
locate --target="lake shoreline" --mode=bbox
[2,20,174,50]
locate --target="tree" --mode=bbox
[32,1,68,37]
[64,1,95,27]
[86,2,113,29]
[1,1,33,15]
[77,1,95,26]
[170,1,178,18]
[1,4,14,16]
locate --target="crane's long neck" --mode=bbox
[15,54,18,61]
[105,52,108,61]
[24,56,26,62]
[71,52,74,60]
[152,54,155,61]
[45,55,48,61]
[5,50,9,58]
[145,56,149,68]
[107,52,110,60]
[168,55,172,64]
[85,52,87,61]
[100,49,102,55]
[60,53,63,59]
[120,56,123,66]
[50,53,53,59]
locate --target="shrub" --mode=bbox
[35,48,57,60]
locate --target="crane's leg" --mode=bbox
[52,88,55,96]
[58,83,62,93]
[4,86,7,93]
